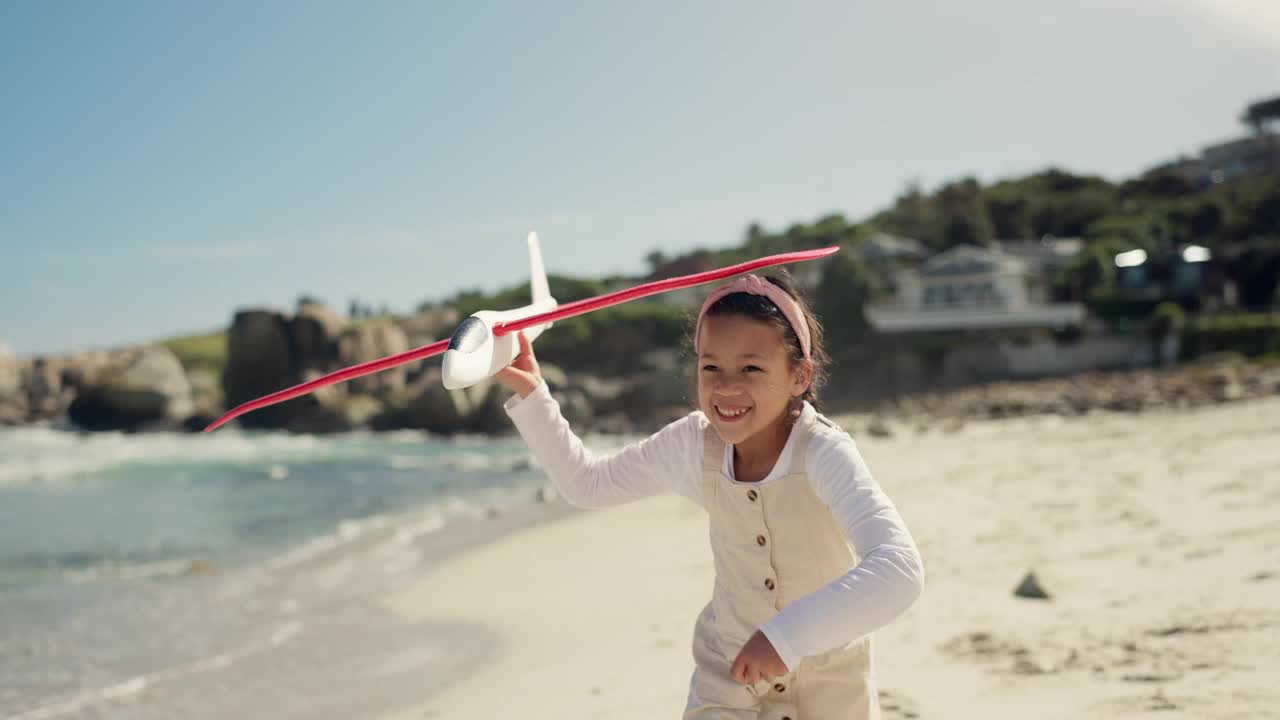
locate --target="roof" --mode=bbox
[919,244,1027,277]
[858,232,928,261]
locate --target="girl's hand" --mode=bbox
[730,630,787,685]
[495,331,543,398]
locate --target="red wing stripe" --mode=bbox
[204,246,838,432]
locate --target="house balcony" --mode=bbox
[864,301,1086,333]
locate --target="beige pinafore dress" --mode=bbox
[684,411,877,720]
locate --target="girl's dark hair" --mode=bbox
[696,270,829,408]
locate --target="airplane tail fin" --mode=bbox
[528,232,552,305]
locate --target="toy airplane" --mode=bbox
[204,235,838,432]
[441,233,556,390]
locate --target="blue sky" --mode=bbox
[2,0,1278,357]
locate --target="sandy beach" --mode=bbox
[379,396,1280,720]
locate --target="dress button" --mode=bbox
[756,535,767,546]
[774,683,786,693]
[747,489,758,502]
[764,578,775,590]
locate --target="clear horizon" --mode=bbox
[3,1,1279,358]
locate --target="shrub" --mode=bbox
[1181,313,1280,359]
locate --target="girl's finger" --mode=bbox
[730,658,746,684]
[517,330,534,357]
[496,366,530,387]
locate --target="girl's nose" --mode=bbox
[711,376,743,393]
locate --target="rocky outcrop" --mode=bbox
[2,299,700,434]
[222,309,300,428]
[292,301,346,374]
[11,300,1275,436]
[221,304,360,431]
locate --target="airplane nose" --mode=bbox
[442,317,495,390]
[441,349,482,389]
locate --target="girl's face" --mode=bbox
[697,314,812,447]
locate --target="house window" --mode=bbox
[925,285,952,307]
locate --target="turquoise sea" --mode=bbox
[0,425,607,719]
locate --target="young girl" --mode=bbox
[496,273,924,719]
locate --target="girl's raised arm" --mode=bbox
[501,333,702,508]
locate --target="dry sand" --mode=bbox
[380,396,1280,719]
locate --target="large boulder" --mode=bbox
[291,301,347,374]
[0,350,25,425]
[337,321,410,396]
[67,346,194,431]
[221,303,358,430]
[222,309,307,429]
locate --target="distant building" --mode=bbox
[865,244,1085,332]
[856,232,928,264]
[1143,155,1206,184]
[993,236,1084,272]
[1146,134,1277,187]
[1109,244,1234,309]
[1200,135,1278,183]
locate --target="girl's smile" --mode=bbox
[712,401,752,422]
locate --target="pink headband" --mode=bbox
[695,275,811,360]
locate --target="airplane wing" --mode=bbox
[204,245,838,432]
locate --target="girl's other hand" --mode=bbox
[495,331,543,398]
[730,630,787,685]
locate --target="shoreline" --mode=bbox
[2,487,582,720]
[7,396,1278,719]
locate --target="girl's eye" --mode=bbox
[744,365,763,373]
[701,364,719,372]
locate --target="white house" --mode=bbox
[865,244,1085,332]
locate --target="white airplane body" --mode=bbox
[440,232,556,390]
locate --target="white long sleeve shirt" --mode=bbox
[504,382,924,670]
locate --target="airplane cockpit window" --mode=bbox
[447,316,489,352]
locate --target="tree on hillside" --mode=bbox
[986,191,1037,239]
[1056,240,1122,301]
[936,178,994,248]
[645,250,667,275]
[814,251,883,354]
[1242,95,1280,134]
[880,181,938,244]
[1226,243,1280,309]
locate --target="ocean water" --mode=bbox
[0,425,617,719]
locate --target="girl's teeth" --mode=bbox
[717,406,749,417]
